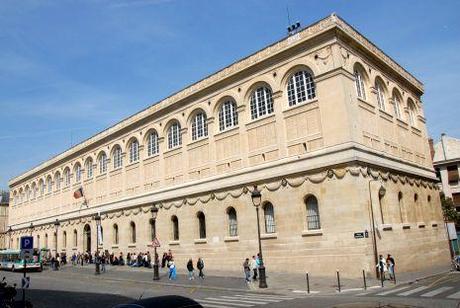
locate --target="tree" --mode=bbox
[440,193,460,225]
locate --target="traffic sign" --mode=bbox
[152,238,161,248]
[21,277,30,289]
[20,236,33,250]
[20,249,33,260]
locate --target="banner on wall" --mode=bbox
[97,224,103,245]
[447,222,458,240]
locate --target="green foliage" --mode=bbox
[440,193,460,225]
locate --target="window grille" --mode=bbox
[75,164,81,183]
[263,203,276,233]
[306,196,321,230]
[147,132,159,156]
[168,122,182,149]
[218,101,238,131]
[113,147,123,169]
[354,70,366,100]
[129,140,139,163]
[192,112,208,141]
[99,153,107,174]
[227,208,238,236]
[375,82,386,111]
[250,87,274,120]
[86,160,93,179]
[287,70,316,106]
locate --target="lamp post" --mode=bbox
[29,223,34,236]
[251,185,267,288]
[151,205,160,281]
[368,179,386,279]
[54,219,60,254]
[7,227,12,249]
[94,213,101,275]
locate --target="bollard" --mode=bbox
[362,270,367,290]
[306,272,310,294]
[336,270,341,292]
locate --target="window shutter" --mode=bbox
[452,193,460,206]
[447,166,459,184]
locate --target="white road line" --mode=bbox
[204,298,256,306]
[356,292,370,296]
[198,303,234,308]
[376,286,411,296]
[232,295,281,302]
[240,294,295,300]
[397,286,429,296]
[216,296,269,304]
[447,291,460,299]
[421,287,454,297]
[198,299,253,307]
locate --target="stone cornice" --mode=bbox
[9,14,423,187]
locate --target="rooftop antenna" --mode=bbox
[286,5,301,36]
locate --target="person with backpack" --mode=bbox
[197,257,205,279]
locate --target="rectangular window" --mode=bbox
[453,193,460,206]
[447,165,459,184]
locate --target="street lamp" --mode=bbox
[251,185,267,288]
[368,179,386,280]
[7,227,12,249]
[54,219,60,254]
[29,223,34,236]
[94,213,101,275]
[151,204,160,281]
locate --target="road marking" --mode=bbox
[376,286,411,296]
[356,292,370,296]
[204,298,255,306]
[198,299,253,307]
[211,296,268,304]
[397,286,429,296]
[241,294,295,300]
[421,287,453,297]
[198,303,234,308]
[447,291,460,299]
[232,295,281,302]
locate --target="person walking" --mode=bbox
[243,258,251,283]
[377,254,387,280]
[197,257,205,279]
[168,259,177,280]
[386,254,395,282]
[250,255,258,281]
[187,258,195,280]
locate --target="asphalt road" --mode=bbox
[0,266,458,308]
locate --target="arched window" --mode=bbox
[73,229,77,247]
[113,224,119,244]
[25,186,30,201]
[54,172,61,190]
[46,176,52,193]
[227,207,238,236]
[32,183,37,199]
[168,122,182,149]
[149,219,155,241]
[250,86,274,120]
[129,139,139,163]
[39,179,45,196]
[99,225,104,243]
[147,131,159,156]
[171,216,179,241]
[45,233,48,249]
[263,202,276,233]
[63,231,67,248]
[130,222,136,243]
[218,100,238,131]
[197,211,206,239]
[37,235,40,249]
[375,79,386,111]
[354,66,366,100]
[113,146,123,169]
[305,195,321,230]
[75,164,81,183]
[98,152,107,174]
[392,91,402,119]
[398,192,404,223]
[287,70,316,106]
[85,159,93,179]
[407,99,417,127]
[64,168,71,187]
[192,112,208,141]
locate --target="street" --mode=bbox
[1,265,459,308]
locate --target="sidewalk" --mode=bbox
[56,263,452,295]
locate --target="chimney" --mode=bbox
[440,133,447,161]
[428,138,435,160]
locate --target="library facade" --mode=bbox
[8,15,450,277]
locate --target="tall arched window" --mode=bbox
[113,224,119,244]
[305,195,321,230]
[130,222,136,243]
[375,79,386,111]
[85,159,93,179]
[129,139,139,163]
[197,211,206,239]
[149,219,155,241]
[54,172,61,190]
[45,233,49,249]
[32,183,37,199]
[25,186,30,201]
[263,202,276,233]
[398,192,405,223]
[98,152,107,174]
[64,168,71,187]
[192,112,208,141]
[354,67,366,100]
[407,99,417,127]
[46,176,52,193]
[218,100,238,131]
[227,207,238,236]
[75,163,82,183]
[63,231,67,248]
[147,131,159,156]
[392,91,402,119]
[113,146,123,169]
[73,229,77,247]
[171,216,179,241]
[168,122,182,149]
[37,235,40,249]
[39,179,45,196]
[250,86,274,120]
[287,70,316,106]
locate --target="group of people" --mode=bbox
[243,254,261,283]
[160,250,205,281]
[377,254,396,282]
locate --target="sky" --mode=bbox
[0,0,459,189]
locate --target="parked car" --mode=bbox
[113,295,202,308]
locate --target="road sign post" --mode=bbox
[20,236,33,308]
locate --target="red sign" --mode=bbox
[152,238,161,248]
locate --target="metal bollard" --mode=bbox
[362,270,367,290]
[306,272,310,294]
[336,270,341,292]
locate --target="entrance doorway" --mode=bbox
[83,224,91,253]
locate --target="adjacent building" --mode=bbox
[8,14,450,277]
[0,191,9,249]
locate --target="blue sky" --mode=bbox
[1,0,459,189]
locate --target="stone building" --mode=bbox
[0,191,9,249]
[8,14,449,277]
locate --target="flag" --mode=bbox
[73,187,84,199]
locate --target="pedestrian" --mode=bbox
[250,255,258,281]
[168,259,177,280]
[197,257,205,279]
[187,258,195,280]
[243,258,251,283]
[386,254,395,282]
[101,254,106,273]
[376,254,387,280]
[161,253,167,268]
